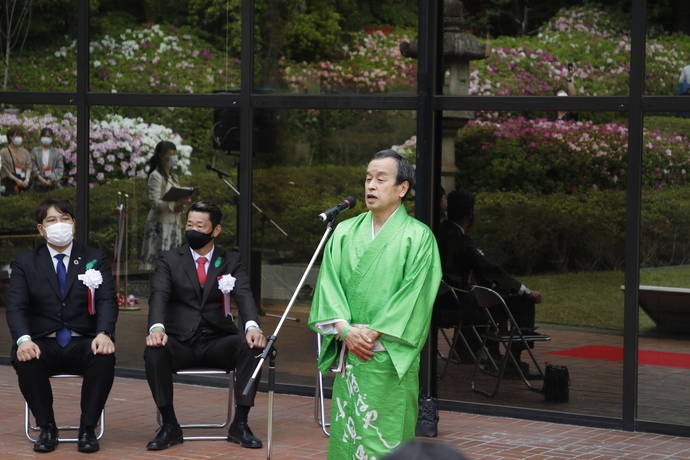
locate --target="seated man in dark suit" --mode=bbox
[5,197,118,453]
[436,189,543,377]
[144,200,266,450]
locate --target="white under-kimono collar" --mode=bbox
[371,205,401,240]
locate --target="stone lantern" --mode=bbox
[401,0,491,192]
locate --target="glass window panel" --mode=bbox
[87,105,227,370]
[637,113,690,426]
[646,2,688,97]
[436,111,626,418]
[255,1,419,94]
[89,2,239,94]
[465,2,632,97]
[2,1,77,92]
[0,104,77,354]
[252,108,416,386]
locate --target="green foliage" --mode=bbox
[471,191,626,276]
[284,9,342,62]
[640,188,690,267]
[455,117,690,194]
[467,188,690,276]
[357,0,418,28]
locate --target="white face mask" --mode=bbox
[43,222,74,247]
[167,155,179,167]
[41,137,52,146]
[13,136,23,146]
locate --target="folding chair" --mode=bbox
[25,374,105,443]
[436,280,484,379]
[156,368,234,441]
[314,334,331,436]
[470,285,551,397]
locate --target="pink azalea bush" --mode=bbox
[454,118,690,193]
[0,112,192,186]
[280,28,417,93]
[470,6,690,97]
[17,24,240,93]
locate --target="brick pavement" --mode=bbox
[4,365,690,459]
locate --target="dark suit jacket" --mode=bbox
[5,242,119,343]
[148,244,259,341]
[437,220,522,296]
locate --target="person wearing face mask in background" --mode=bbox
[0,126,32,196]
[30,128,65,192]
[5,197,118,453]
[139,141,192,271]
[143,200,266,451]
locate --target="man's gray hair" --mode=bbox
[371,149,415,199]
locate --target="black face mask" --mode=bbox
[186,229,214,250]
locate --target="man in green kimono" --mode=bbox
[309,149,442,460]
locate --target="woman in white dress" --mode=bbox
[139,141,191,271]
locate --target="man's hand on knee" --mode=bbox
[16,340,41,362]
[527,290,543,304]
[246,329,266,349]
[146,330,168,347]
[92,333,115,355]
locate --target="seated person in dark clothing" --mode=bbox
[435,189,544,377]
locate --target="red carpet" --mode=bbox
[547,345,690,369]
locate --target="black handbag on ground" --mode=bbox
[542,362,570,402]
[415,394,439,437]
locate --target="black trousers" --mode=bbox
[144,333,263,410]
[11,336,116,427]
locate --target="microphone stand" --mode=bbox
[214,173,293,244]
[212,172,298,322]
[242,216,338,460]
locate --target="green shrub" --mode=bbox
[470,191,626,276]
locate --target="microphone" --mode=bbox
[206,164,232,178]
[318,196,356,222]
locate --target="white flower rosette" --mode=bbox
[78,269,103,315]
[217,274,236,318]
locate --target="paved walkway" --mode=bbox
[3,365,690,459]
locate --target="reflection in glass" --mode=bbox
[255,2,418,94]
[466,4,632,97]
[0,2,77,92]
[0,108,75,196]
[86,105,217,369]
[0,105,78,361]
[437,111,627,418]
[637,113,690,426]
[251,109,416,386]
[88,3,239,94]
[646,1,690,97]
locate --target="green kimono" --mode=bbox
[308,206,442,460]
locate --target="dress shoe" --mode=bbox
[146,423,183,450]
[34,422,58,453]
[77,424,99,453]
[227,422,262,448]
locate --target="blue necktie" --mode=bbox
[54,254,70,347]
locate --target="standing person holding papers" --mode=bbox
[309,149,443,459]
[140,141,192,270]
